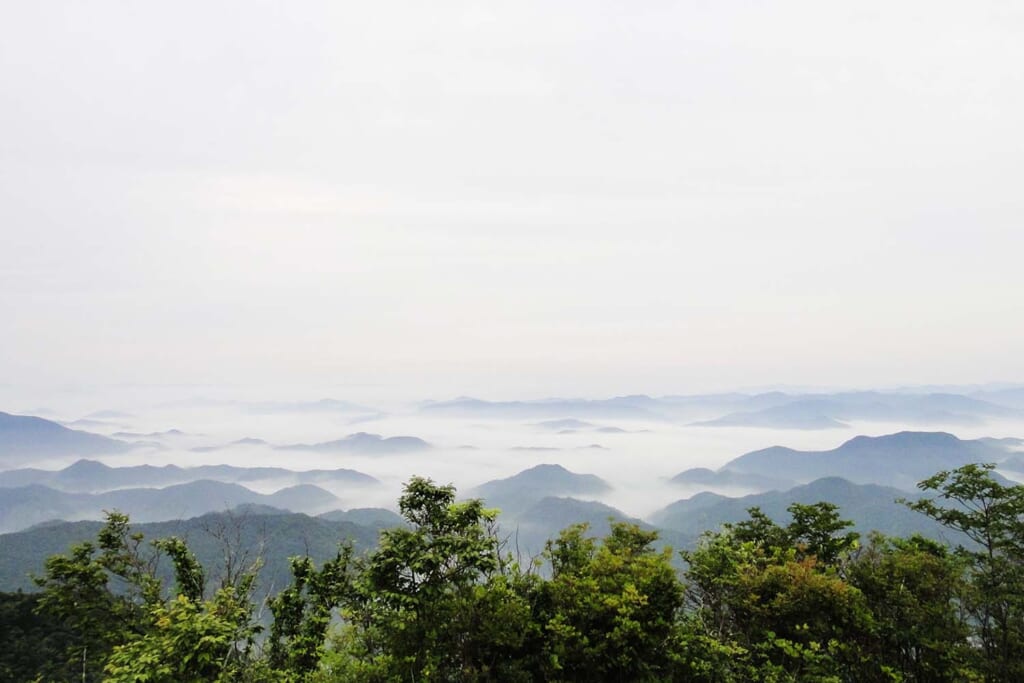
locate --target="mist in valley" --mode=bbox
[6,383,1024,529]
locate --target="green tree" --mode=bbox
[33,511,161,680]
[330,476,536,682]
[0,591,80,682]
[907,463,1024,681]
[679,504,876,682]
[847,533,976,681]
[535,521,684,682]
[34,511,265,682]
[103,586,263,683]
[267,548,356,679]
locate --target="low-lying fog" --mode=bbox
[9,386,1024,522]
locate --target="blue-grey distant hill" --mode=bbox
[694,392,1019,429]
[533,419,597,431]
[970,387,1024,410]
[418,390,1022,426]
[242,398,376,414]
[0,411,136,464]
[693,401,849,429]
[420,396,669,421]
[276,432,430,455]
[0,459,379,492]
[470,464,612,518]
[719,431,1014,490]
[0,480,341,534]
[111,429,187,439]
[670,467,795,492]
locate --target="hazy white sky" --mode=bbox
[2,1,1022,400]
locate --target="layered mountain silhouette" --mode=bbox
[0,480,342,533]
[0,459,379,492]
[670,467,794,492]
[651,477,951,542]
[417,390,1022,427]
[420,396,669,421]
[693,393,1018,429]
[275,432,430,454]
[0,412,135,463]
[471,464,612,518]
[717,431,1014,490]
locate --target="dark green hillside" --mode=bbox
[0,509,381,594]
[652,476,950,541]
[318,507,404,528]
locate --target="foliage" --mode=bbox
[331,476,537,681]
[847,533,976,681]
[19,467,1024,682]
[268,548,355,677]
[33,511,161,679]
[680,510,874,682]
[536,521,684,681]
[103,587,262,683]
[906,463,1024,680]
[0,591,79,682]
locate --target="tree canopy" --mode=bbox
[3,465,1023,681]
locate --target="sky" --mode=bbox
[2,1,1023,401]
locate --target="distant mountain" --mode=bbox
[0,509,382,594]
[533,419,597,431]
[695,392,1019,430]
[0,412,135,464]
[650,477,952,542]
[112,429,187,439]
[0,480,342,533]
[471,464,612,518]
[997,453,1024,474]
[693,401,849,429]
[670,467,794,492]
[263,485,340,512]
[243,399,375,414]
[970,387,1024,410]
[420,397,668,421]
[0,460,379,493]
[418,390,1023,426]
[84,410,134,420]
[191,437,270,453]
[276,432,430,455]
[506,497,646,551]
[719,431,1014,491]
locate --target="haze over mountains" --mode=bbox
[2,384,1024,591]
[0,459,379,492]
[0,411,137,464]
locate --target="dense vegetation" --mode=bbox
[3,463,1024,681]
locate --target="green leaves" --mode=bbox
[24,468,1024,681]
[537,521,684,681]
[905,463,1024,680]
